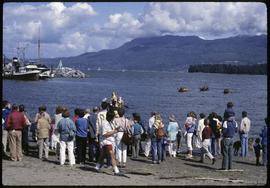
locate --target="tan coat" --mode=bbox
[37,117,51,139]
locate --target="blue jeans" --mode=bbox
[240,134,248,157]
[262,144,267,166]
[210,137,216,156]
[151,138,162,162]
[222,138,233,170]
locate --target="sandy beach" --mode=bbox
[2,141,268,186]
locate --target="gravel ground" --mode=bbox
[2,142,268,186]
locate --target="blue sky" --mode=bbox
[3,2,267,59]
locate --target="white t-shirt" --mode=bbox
[101,121,117,147]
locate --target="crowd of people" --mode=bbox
[2,93,268,175]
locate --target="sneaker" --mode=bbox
[212,158,216,165]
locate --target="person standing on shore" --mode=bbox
[34,105,51,141]
[131,113,144,159]
[75,109,88,165]
[57,109,76,166]
[114,108,128,168]
[95,110,121,175]
[260,117,268,166]
[96,100,111,167]
[52,106,64,157]
[150,113,165,164]
[239,111,251,157]
[19,105,31,156]
[144,112,155,158]
[87,106,99,162]
[224,102,235,120]
[37,111,51,160]
[221,111,238,170]
[2,100,12,155]
[184,112,197,159]
[201,118,216,164]
[196,113,206,161]
[6,104,26,161]
[167,114,179,158]
[253,138,262,166]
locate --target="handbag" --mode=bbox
[121,119,132,145]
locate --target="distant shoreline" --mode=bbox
[188,63,267,75]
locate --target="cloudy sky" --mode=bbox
[3,2,267,59]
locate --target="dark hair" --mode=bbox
[117,108,125,117]
[12,104,18,111]
[212,112,218,118]
[227,102,234,108]
[2,100,8,108]
[74,108,80,116]
[62,109,70,118]
[255,138,260,144]
[55,106,64,114]
[106,110,115,122]
[151,112,156,117]
[204,118,210,125]
[19,104,25,112]
[199,113,205,119]
[78,109,85,118]
[133,113,141,122]
[242,111,247,117]
[101,101,108,110]
[39,105,47,112]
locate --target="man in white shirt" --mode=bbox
[144,112,155,157]
[239,111,251,157]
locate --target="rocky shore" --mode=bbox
[2,142,267,186]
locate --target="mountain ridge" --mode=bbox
[42,34,267,71]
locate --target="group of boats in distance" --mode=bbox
[178,86,231,94]
[2,57,86,81]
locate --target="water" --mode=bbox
[3,70,267,137]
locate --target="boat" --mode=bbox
[178,87,189,92]
[224,89,230,94]
[200,85,209,91]
[25,63,54,79]
[3,57,40,81]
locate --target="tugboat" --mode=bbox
[178,87,189,92]
[3,57,40,81]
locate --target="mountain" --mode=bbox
[43,34,267,71]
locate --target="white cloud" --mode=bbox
[3,2,267,58]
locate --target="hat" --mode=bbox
[169,114,176,122]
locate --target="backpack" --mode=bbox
[156,127,165,139]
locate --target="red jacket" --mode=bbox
[6,111,26,130]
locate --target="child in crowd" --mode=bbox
[253,138,262,166]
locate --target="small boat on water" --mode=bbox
[178,87,189,92]
[200,85,209,91]
[224,89,230,94]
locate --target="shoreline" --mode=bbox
[2,141,268,186]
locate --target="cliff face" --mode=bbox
[43,35,267,71]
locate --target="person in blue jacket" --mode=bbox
[260,117,268,166]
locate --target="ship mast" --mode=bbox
[38,27,41,63]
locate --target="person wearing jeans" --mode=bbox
[131,113,144,159]
[239,111,251,157]
[57,109,76,166]
[221,112,238,170]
